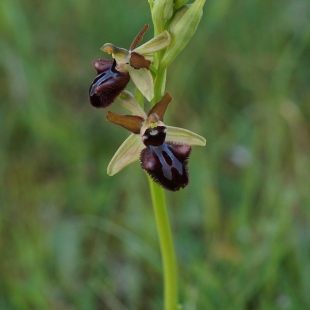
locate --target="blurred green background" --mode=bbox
[1,0,310,309]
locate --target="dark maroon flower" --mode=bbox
[140,126,192,191]
[89,59,130,108]
[105,92,206,191]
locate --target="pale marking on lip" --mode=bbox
[150,144,183,180]
[150,129,158,136]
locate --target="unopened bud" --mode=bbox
[169,5,190,34]
[163,0,174,20]
[152,0,174,34]
[174,0,189,10]
[162,0,206,67]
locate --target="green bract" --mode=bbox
[161,0,206,67]
[163,0,174,20]
[174,0,189,10]
[150,0,174,34]
[169,5,190,34]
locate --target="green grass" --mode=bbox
[1,0,310,309]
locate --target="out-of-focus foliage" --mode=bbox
[1,0,310,309]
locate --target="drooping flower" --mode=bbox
[89,25,171,108]
[89,59,130,108]
[106,91,206,191]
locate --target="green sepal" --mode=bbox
[127,67,154,102]
[115,91,147,118]
[166,126,206,146]
[107,134,144,176]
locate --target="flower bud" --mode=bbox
[152,0,174,34]
[161,0,206,67]
[174,0,189,10]
[169,4,190,34]
[163,0,174,20]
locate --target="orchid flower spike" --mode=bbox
[89,25,171,108]
[106,91,206,191]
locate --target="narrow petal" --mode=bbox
[129,24,149,51]
[166,126,206,146]
[148,92,172,120]
[107,134,144,176]
[106,111,144,134]
[127,67,154,101]
[133,31,171,55]
[115,90,147,118]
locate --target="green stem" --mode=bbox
[149,27,178,310]
[148,176,178,310]
[153,65,167,104]
[135,87,144,108]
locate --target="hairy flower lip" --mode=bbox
[141,142,191,191]
[89,60,130,108]
[89,66,118,97]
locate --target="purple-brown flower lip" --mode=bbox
[141,142,191,191]
[89,59,130,108]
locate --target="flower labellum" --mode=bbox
[89,59,130,108]
[106,91,206,191]
[140,125,192,191]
